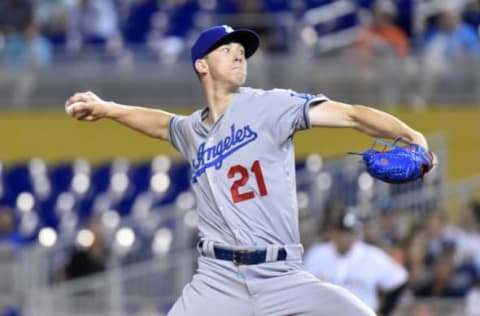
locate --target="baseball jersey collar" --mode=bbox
[193,91,243,136]
[192,107,210,137]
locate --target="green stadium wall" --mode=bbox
[1,107,479,180]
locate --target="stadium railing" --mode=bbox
[0,49,479,109]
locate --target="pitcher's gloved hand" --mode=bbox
[350,137,435,184]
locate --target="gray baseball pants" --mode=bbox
[168,243,376,316]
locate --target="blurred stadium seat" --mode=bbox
[2,162,33,206]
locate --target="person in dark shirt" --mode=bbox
[64,217,107,280]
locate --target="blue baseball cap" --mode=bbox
[191,25,260,71]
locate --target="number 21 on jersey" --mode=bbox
[228,160,268,203]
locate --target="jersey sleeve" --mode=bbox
[267,89,327,142]
[168,115,190,157]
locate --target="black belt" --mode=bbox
[198,241,287,265]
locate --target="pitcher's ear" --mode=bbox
[195,59,208,74]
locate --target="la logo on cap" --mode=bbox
[223,25,234,33]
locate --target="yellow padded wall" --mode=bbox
[1,107,479,180]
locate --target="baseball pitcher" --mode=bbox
[65,25,434,316]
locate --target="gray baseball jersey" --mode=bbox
[169,87,325,246]
[167,87,376,316]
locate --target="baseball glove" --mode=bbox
[350,137,435,184]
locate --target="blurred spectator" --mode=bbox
[362,211,409,267]
[444,200,480,270]
[404,228,430,291]
[304,209,408,316]
[414,246,477,298]
[423,210,454,264]
[219,0,291,52]
[415,2,480,106]
[0,23,52,70]
[362,214,382,246]
[145,0,201,63]
[33,0,75,45]
[67,0,119,50]
[166,0,200,38]
[378,210,407,247]
[353,0,410,106]
[403,210,479,299]
[121,0,160,44]
[63,216,107,280]
[0,0,32,34]
[0,206,24,255]
[0,0,52,70]
[355,0,410,59]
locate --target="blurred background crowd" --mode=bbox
[1,1,480,316]
[0,0,479,107]
[0,0,479,63]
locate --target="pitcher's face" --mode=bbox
[203,42,248,86]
